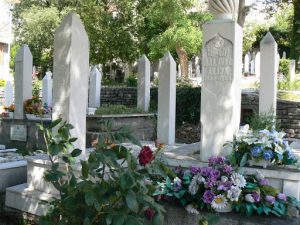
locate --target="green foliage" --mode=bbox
[150,87,201,125]
[95,105,145,115]
[279,59,290,77]
[278,77,300,91]
[32,77,42,97]
[125,74,138,87]
[0,79,6,87]
[19,119,167,225]
[245,111,279,131]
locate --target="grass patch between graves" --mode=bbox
[95,104,146,115]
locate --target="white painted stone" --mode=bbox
[88,66,101,108]
[42,71,52,108]
[289,59,296,81]
[157,52,176,145]
[283,180,300,200]
[196,65,201,78]
[188,61,193,78]
[137,55,150,112]
[259,32,278,116]
[250,60,255,74]
[14,44,33,119]
[255,52,261,78]
[52,12,89,155]
[244,53,250,73]
[177,64,181,78]
[282,51,286,59]
[201,20,242,162]
[4,77,13,106]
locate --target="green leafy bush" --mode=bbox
[125,74,138,87]
[150,87,201,125]
[95,105,145,115]
[32,78,42,97]
[245,111,280,131]
[19,119,169,225]
[278,77,300,91]
[279,59,290,77]
[0,79,5,87]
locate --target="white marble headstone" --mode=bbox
[137,55,150,112]
[42,71,53,108]
[4,77,13,106]
[88,66,101,108]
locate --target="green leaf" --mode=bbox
[48,118,62,129]
[81,160,89,179]
[69,137,78,143]
[125,190,138,213]
[114,214,126,225]
[257,206,263,215]
[120,173,135,190]
[71,148,82,157]
[83,217,91,225]
[49,143,60,156]
[153,213,164,225]
[240,153,248,167]
[85,191,95,206]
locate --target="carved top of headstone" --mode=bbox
[15,44,32,62]
[139,55,150,64]
[209,0,239,20]
[261,32,276,45]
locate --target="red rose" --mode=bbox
[144,208,155,220]
[138,146,154,166]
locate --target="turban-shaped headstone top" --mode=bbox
[209,0,239,20]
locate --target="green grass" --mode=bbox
[95,105,146,115]
[278,92,300,102]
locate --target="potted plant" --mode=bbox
[24,96,51,120]
[4,104,14,118]
[227,125,297,168]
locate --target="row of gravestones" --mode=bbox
[244,51,297,81]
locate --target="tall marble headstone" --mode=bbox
[282,51,286,59]
[137,55,150,112]
[42,71,53,108]
[259,32,278,116]
[177,65,181,78]
[201,14,242,161]
[255,52,261,78]
[4,77,13,106]
[157,52,176,145]
[14,44,33,119]
[88,66,101,108]
[289,60,296,81]
[244,53,250,73]
[52,12,89,155]
[188,61,193,78]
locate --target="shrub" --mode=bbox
[279,59,290,77]
[278,77,300,91]
[18,119,169,225]
[125,74,138,87]
[0,79,5,87]
[245,111,279,131]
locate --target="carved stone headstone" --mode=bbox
[4,77,13,106]
[244,53,250,73]
[157,52,176,145]
[137,55,150,112]
[14,44,33,119]
[259,32,278,116]
[52,12,89,155]
[88,66,101,108]
[289,60,296,81]
[42,71,53,108]
[209,0,239,20]
[201,20,242,161]
[282,51,286,59]
[255,52,261,78]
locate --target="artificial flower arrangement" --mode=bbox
[153,156,300,217]
[226,125,297,168]
[4,104,15,112]
[24,96,51,116]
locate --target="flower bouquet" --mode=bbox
[24,96,51,120]
[3,104,14,118]
[227,125,297,168]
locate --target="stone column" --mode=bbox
[157,52,176,145]
[255,52,261,78]
[88,66,101,108]
[200,20,242,161]
[137,55,150,112]
[4,77,13,106]
[14,44,33,119]
[289,60,296,81]
[42,71,53,108]
[52,12,89,155]
[244,53,250,73]
[259,32,278,116]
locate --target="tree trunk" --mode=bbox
[237,0,250,27]
[176,47,189,79]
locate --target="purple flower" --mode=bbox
[209,169,221,180]
[251,146,263,158]
[190,166,201,175]
[206,178,217,188]
[208,156,225,166]
[202,190,215,204]
[263,150,274,161]
[277,193,287,201]
[265,195,275,205]
[201,167,213,177]
[222,164,233,174]
[259,179,269,186]
[217,181,232,191]
[252,192,260,202]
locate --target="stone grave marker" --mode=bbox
[42,71,53,108]
[259,32,278,116]
[52,12,89,155]
[137,55,150,112]
[255,52,261,78]
[157,52,176,145]
[244,52,250,73]
[14,45,33,119]
[88,66,101,109]
[289,60,296,81]
[4,77,13,106]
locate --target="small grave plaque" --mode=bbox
[10,125,27,142]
